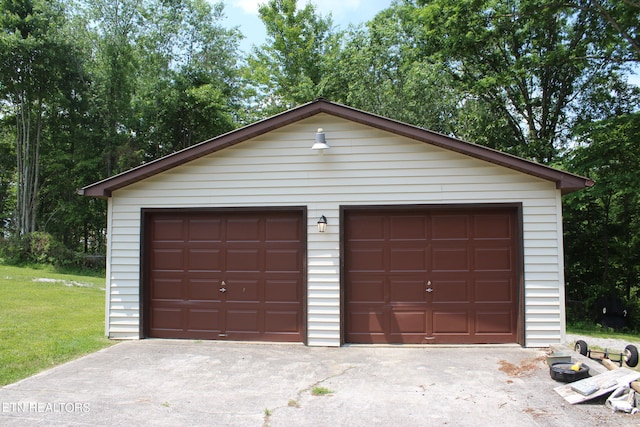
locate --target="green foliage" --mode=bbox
[563,0,640,62]
[0,232,75,266]
[0,0,243,257]
[0,0,82,235]
[132,0,242,158]
[246,0,338,115]
[563,112,640,328]
[327,3,463,135]
[409,0,627,163]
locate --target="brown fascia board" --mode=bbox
[79,98,594,198]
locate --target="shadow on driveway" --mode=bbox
[0,340,637,426]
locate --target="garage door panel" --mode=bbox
[431,215,469,239]
[226,249,260,271]
[431,248,468,271]
[474,215,512,239]
[265,310,300,333]
[347,215,385,240]
[226,310,259,333]
[474,248,512,271]
[146,210,304,342]
[187,249,221,271]
[188,219,222,241]
[389,216,426,240]
[150,307,183,330]
[153,219,185,241]
[432,311,470,334]
[432,280,469,302]
[227,218,260,241]
[348,310,384,334]
[348,248,384,272]
[265,249,300,271]
[225,279,259,302]
[348,279,385,302]
[265,279,300,302]
[346,208,518,345]
[389,279,426,303]
[475,311,513,334]
[390,311,426,333]
[266,217,301,241]
[152,249,184,271]
[187,309,222,332]
[390,248,427,271]
[151,278,183,300]
[475,280,513,302]
[187,279,220,301]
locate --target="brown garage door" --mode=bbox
[144,210,304,342]
[345,207,519,344]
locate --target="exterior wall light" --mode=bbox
[317,215,327,232]
[311,128,330,150]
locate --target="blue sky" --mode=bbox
[220,0,394,52]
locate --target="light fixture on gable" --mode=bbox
[317,215,327,232]
[311,128,330,150]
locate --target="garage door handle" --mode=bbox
[426,288,433,293]
[220,287,227,293]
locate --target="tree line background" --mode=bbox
[0,0,639,329]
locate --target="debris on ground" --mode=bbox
[550,340,640,416]
[498,356,545,378]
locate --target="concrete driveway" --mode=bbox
[0,340,637,426]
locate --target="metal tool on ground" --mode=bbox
[574,340,639,368]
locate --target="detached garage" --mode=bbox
[80,99,592,347]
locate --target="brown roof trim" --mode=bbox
[79,98,593,198]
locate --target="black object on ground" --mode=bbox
[550,362,591,383]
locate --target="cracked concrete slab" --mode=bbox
[0,340,638,426]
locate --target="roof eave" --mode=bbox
[79,98,594,198]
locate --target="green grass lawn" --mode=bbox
[0,264,114,386]
[567,326,640,345]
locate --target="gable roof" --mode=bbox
[79,98,593,198]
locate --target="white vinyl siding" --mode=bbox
[105,113,565,347]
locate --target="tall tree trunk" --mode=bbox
[15,91,42,236]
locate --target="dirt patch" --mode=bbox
[498,356,545,377]
[523,407,549,419]
[33,278,93,288]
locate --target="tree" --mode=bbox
[410,0,625,162]
[0,116,15,230]
[37,0,243,254]
[0,0,79,235]
[78,0,142,176]
[246,0,339,114]
[564,0,640,62]
[563,112,640,326]
[134,0,242,158]
[327,3,473,137]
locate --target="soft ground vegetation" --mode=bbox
[0,264,113,386]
